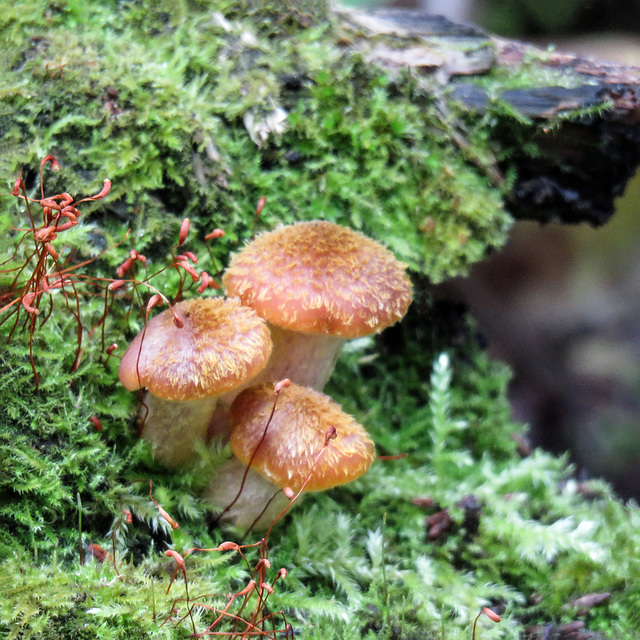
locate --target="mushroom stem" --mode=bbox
[206,382,375,529]
[140,392,218,467]
[254,325,346,390]
[207,457,292,530]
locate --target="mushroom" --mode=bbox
[206,382,375,529]
[222,221,413,390]
[119,297,272,467]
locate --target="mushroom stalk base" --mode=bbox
[206,458,293,530]
[140,392,218,467]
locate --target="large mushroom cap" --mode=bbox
[229,382,375,492]
[223,221,413,338]
[118,297,272,401]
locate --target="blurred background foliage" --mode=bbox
[345,0,640,39]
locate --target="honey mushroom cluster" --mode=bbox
[119,221,412,527]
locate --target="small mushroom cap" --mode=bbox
[223,221,412,338]
[119,298,272,401]
[229,382,375,492]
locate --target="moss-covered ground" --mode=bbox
[1,1,640,639]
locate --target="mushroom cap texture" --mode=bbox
[222,221,413,338]
[229,382,375,492]
[118,298,272,401]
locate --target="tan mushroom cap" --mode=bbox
[118,298,272,401]
[229,382,375,492]
[222,221,412,338]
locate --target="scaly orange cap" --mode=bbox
[229,382,375,492]
[223,221,412,338]
[119,298,272,401]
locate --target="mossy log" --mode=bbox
[338,7,640,226]
[3,2,640,282]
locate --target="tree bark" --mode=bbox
[337,7,640,226]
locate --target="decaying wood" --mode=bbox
[336,7,640,226]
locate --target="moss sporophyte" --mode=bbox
[1,156,112,387]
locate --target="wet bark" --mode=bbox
[337,7,640,226]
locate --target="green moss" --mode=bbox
[0,0,514,283]
[1,2,638,639]
[2,284,640,637]
[4,305,640,638]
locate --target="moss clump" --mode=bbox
[1,0,510,283]
[3,301,640,638]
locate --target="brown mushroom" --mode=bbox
[222,221,412,390]
[119,297,272,467]
[206,382,375,529]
